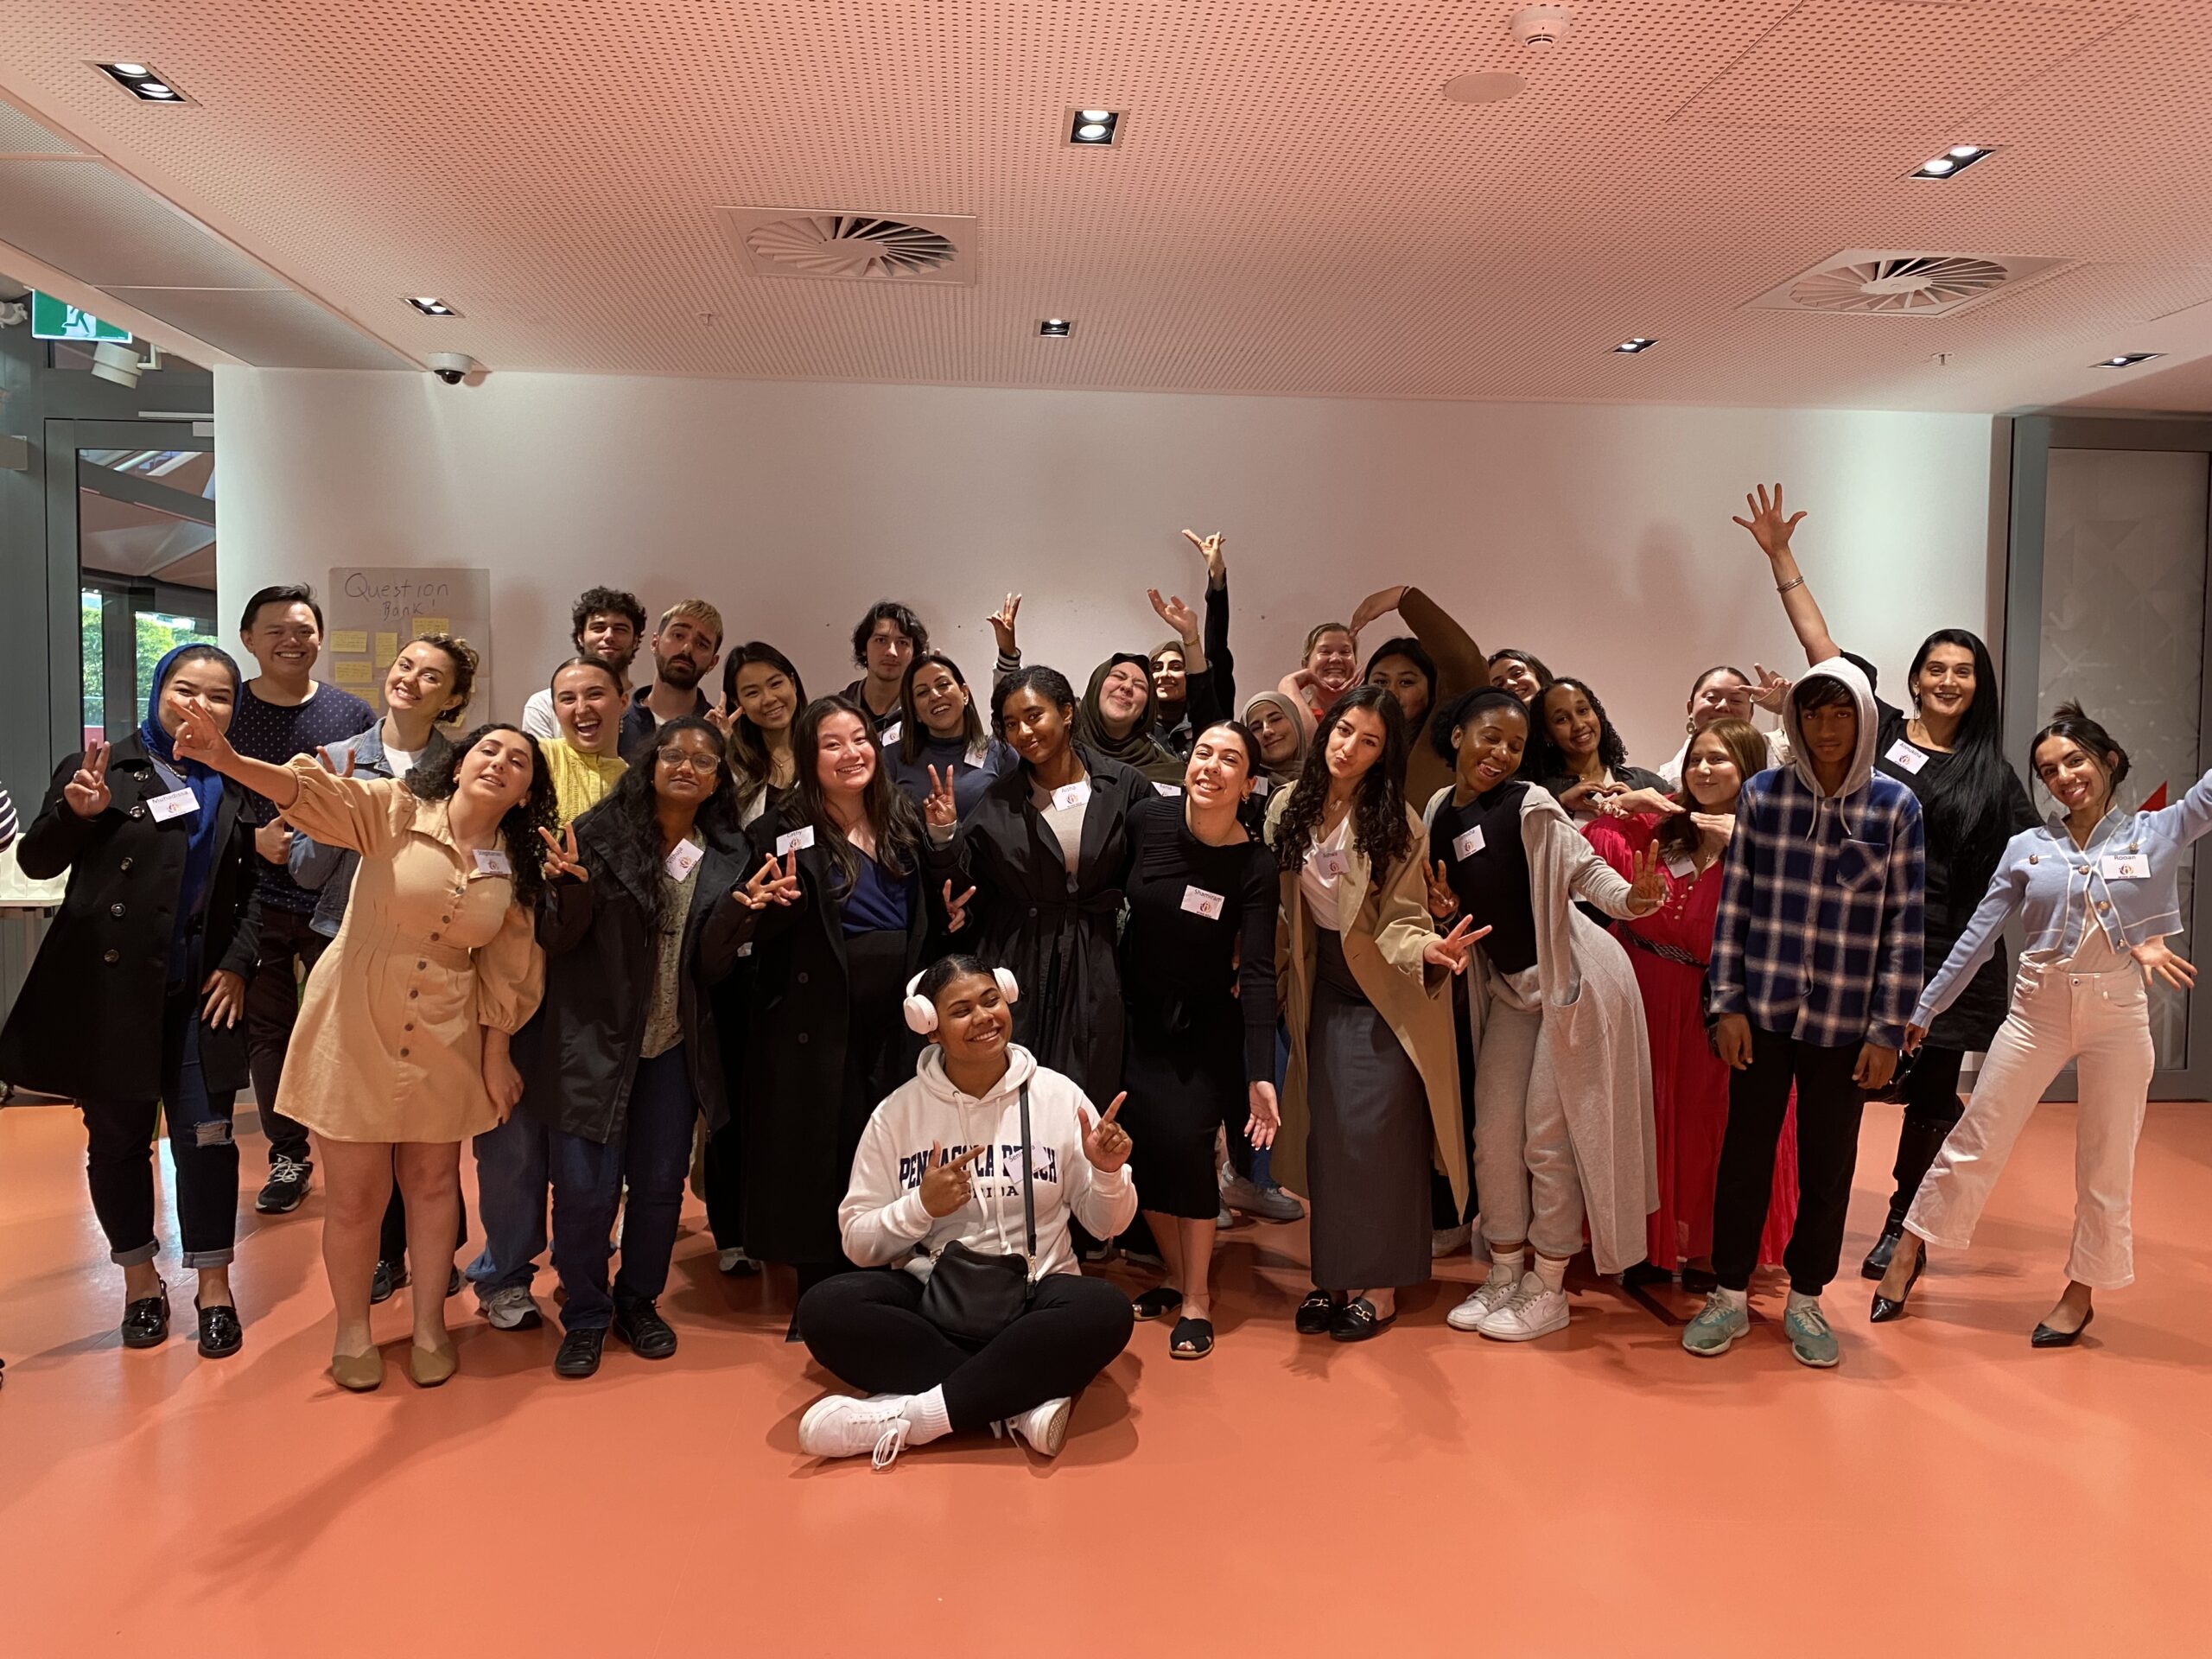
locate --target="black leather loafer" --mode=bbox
[2031,1307,2094,1348]
[1329,1296,1396,1343]
[196,1299,244,1359]
[613,1296,678,1360]
[120,1285,171,1349]
[1294,1288,1340,1335]
[554,1326,607,1377]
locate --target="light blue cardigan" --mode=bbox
[1916,766,2212,1023]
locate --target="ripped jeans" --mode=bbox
[79,986,238,1268]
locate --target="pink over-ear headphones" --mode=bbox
[904,966,1020,1034]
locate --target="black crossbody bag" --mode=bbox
[918,1083,1038,1341]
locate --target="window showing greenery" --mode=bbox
[136,608,219,703]
[79,588,105,738]
[79,589,218,741]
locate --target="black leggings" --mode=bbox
[799,1268,1134,1432]
[1883,1044,1969,1225]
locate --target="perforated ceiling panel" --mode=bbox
[3,1,2211,410]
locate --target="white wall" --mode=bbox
[213,368,1998,765]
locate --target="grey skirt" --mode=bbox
[1306,931,1431,1292]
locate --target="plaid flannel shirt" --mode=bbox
[1708,766,1925,1051]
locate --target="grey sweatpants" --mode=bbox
[1471,963,1585,1262]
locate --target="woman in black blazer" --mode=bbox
[740,696,952,1329]
[0,645,261,1358]
[518,716,772,1378]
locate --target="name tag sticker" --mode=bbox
[1312,846,1351,880]
[2101,853,2147,880]
[1051,781,1092,812]
[473,849,512,876]
[1452,824,1486,860]
[1885,740,1929,775]
[965,743,990,768]
[1665,852,1698,880]
[1180,884,1225,919]
[1251,776,1270,797]
[1154,782,1183,798]
[664,840,704,881]
[878,721,902,747]
[776,824,816,856]
[148,788,199,823]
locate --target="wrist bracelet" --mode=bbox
[1776,576,1805,594]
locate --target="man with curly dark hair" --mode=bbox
[521,587,646,741]
[843,600,931,733]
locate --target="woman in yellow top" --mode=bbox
[538,658,630,823]
[173,702,552,1392]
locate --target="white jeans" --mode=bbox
[1905,950,2153,1289]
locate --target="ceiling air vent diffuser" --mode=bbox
[1747,249,2069,318]
[718,207,978,285]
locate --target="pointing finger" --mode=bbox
[1100,1091,1126,1125]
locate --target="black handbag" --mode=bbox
[918,1083,1038,1341]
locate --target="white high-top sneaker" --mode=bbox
[1446,1262,1522,1332]
[1476,1273,1571,1342]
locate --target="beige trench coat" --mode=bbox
[273,760,544,1144]
[1267,793,1466,1210]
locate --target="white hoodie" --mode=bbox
[839,1044,1138,1282]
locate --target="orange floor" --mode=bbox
[3,1097,2208,1656]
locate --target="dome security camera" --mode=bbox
[427,351,479,385]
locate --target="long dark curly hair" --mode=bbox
[407,722,558,910]
[582,715,741,930]
[1270,684,1413,874]
[790,695,925,895]
[1528,676,1630,779]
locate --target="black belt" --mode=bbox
[1619,926,1706,970]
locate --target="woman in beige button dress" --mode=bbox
[175,704,553,1391]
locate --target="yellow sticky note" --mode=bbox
[327,629,367,654]
[414,617,449,638]
[373,632,398,661]
[333,659,374,685]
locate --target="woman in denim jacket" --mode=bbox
[1872,703,2203,1345]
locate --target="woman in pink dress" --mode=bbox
[1585,718,1796,1285]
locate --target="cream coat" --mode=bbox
[1267,792,1466,1210]
[1425,783,1658,1273]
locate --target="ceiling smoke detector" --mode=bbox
[1510,6,1573,48]
[720,207,978,285]
[1747,250,2068,318]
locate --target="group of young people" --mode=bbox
[4,486,2201,1463]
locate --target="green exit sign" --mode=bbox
[30,290,131,343]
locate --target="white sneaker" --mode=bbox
[798,1394,915,1467]
[1215,1205,1235,1231]
[1431,1223,1473,1259]
[715,1246,760,1276]
[1004,1396,1073,1459]
[1446,1263,1522,1332]
[1476,1274,1571,1342]
[479,1285,543,1331]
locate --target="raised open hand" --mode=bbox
[538,823,588,882]
[1180,528,1226,584]
[1077,1092,1132,1172]
[1732,482,1806,560]
[924,764,958,830]
[919,1141,991,1218]
[987,593,1022,657]
[1625,839,1667,915]
[1423,858,1459,922]
[63,740,112,819]
[1421,915,1491,976]
[944,880,977,935]
[1147,588,1199,644]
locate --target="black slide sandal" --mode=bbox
[1169,1317,1215,1359]
[1132,1287,1185,1320]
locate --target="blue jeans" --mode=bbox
[466,1109,550,1301]
[548,1046,697,1332]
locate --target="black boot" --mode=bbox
[1864,1116,1954,1279]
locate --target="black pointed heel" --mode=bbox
[1860,1223,1904,1281]
[1868,1249,1924,1324]
[2031,1306,2094,1348]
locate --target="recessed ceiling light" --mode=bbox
[1613,336,1656,353]
[1909,144,1993,180]
[1443,72,1526,104]
[1039,319,1073,338]
[405,296,460,316]
[1065,107,1122,147]
[95,61,192,103]
[2094,353,2162,368]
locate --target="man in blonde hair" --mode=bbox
[620,599,723,760]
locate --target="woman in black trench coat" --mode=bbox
[0,645,261,1359]
[740,696,950,1331]
[925,665,1150,1105]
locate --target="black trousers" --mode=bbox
[244,907,328,1166]
[378,1176,470,1265]
[702,1122,743,1250]
[1883,1045,1969,1225]
[80,990,239,1268]
[799,1268,1134,1432]
[1712,1025,1867,1296]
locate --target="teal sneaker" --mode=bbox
[1681,1290,1751,1357]
[1783,1298,1840,1368]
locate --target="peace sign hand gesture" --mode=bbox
[943,880,977,934]
[734,851,802,910]
[1421,915,1491,976]
[315,746,359,779]
[1732,482,1807,561]
[1625,840,1667,915]
[1424,858,1459,922]
[538,823,588,882]
[1147,588,1199,645]
[1077,1093,1133,1173]
[987,593,1022,657]
[923,764,959,830]
[1180,527,1226,585]
[170,696,237,772]
[1750,662,1790,714]
[63,740,112,819]
[919,1141,991,1218]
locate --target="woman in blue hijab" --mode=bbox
[0,644,264,1360]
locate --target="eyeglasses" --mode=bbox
[656,750,721,773]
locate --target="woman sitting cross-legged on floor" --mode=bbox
[795,955,1138,1468]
